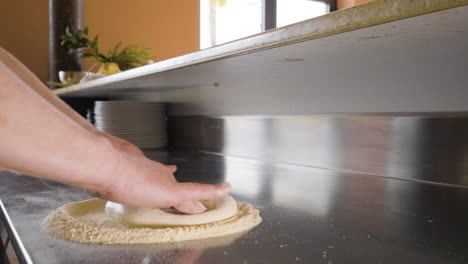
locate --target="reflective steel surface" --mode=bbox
[169,115,468,187]
[1,151,468,263]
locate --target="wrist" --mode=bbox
[61,133,121,193]
[86,134,122,191]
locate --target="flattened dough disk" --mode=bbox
[105,195,238,227]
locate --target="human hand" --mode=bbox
[102,133,145,157]
[89,150,231,214]
[97,132,176,171]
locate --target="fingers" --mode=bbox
[87,190,103,199]
[174,200,207,215]
[165,165,177,173]
[175,182,231,202]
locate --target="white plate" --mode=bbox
[123,139,168,143]
[94,120,167,126]
[94,118,166,122]
[95,103,165,107]
[121,141,168,145]
[94,117,166,120]
[95,130,166,134]
[115,139,167,144]
[94,106,165,111]
[94,106,165,110]
[95,124,166,130]
[93,113,166,117]
[95,121,165,125]
[94,111,165,116]
[95,105,165,108]
[113,131,167,137]
[95,101,165,105]
[101,132,167,137]
[95,125,166,130]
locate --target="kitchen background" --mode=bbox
[1,1,468,263]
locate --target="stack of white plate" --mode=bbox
[93,101,167,149]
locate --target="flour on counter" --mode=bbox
[41,198,261,244]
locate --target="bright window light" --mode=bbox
[200,0,262,49]
[277,0,328,27]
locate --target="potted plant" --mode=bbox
[61,27,154,75]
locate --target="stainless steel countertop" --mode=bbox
[1,151,468,264]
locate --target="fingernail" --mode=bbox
[194,201,207,212]
[217,183,231,195]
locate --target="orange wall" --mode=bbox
[0,0,49,82]
[338,0,376,10]
[0,1,199,82]
[83,0,200,69]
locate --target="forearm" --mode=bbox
[0,62,115,190]
[0,48,144,157]
[0,47,98,133]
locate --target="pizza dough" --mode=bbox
[105,195,238,227]
[41,198,261,244]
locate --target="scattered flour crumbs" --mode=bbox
[41,199,261,244]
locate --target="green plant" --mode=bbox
[61,27,154,71]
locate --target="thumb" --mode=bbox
[175,182,231,202]
[174,200,207,215]
[165,165,178,174]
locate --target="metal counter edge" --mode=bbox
[0,199,33,264]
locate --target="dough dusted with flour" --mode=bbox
[41,198,261,244]
[105,195,238,227]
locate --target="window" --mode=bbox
[200,0,336,49]
[276,0,331,27]
[200,0,263,49]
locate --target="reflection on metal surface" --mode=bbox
[2,151,468,263]
[271,163,337,217]
[169,114,468,187]
[224,157,263,199]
